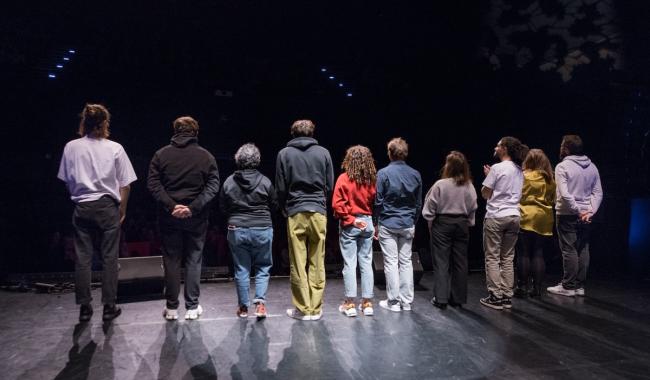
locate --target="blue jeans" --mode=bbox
[227,226,273,307]
[339,215,375,299]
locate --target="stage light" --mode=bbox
[321,68,327,72]
[338,83,344,87]
[63,57,70,61]
[68,50,76,54]
[48,74,56,78]
[328,76,335,80]
[346,93,353,97]
[56,64,63,69]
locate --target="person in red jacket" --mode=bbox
[332,145,377,317]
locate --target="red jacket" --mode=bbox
[332,173,376,226]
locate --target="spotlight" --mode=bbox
[48,74,56,78]
[346,93,353,97]
[68,49,76,54]
[321,68,327,72]
[56,64,63,69]
[328,76,335,80]
[63,57,70,61]
[338,83,344,87]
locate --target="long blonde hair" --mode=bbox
[523,148,554,183]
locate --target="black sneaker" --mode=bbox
[79,304,93,322]
[501,297,512,309]
[480,294,503,310]
[430,298,447,310]
[513,287,528,298]
[102,304,122,321]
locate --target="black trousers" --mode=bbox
[159,215,208,310]
[515,229,547,291]
[557,215,591,290]
[72,196,120,305]
[429,215,470,304]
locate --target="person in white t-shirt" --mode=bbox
[479,136,528,310]
[57,104,137,323]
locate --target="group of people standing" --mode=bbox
[58,103,602,323]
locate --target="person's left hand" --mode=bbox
[172,205,192,219]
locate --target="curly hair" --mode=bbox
[342,145,376,185]
[78,103,110,138]
[500,136,529,167]
[234,143,261,169]
[290,119,315,137]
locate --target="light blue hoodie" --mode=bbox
[555,155,603,216]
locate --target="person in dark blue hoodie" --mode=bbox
[275,119,334,321]
[220,143,278,319]
[148,116,220,321]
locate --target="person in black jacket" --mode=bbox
[147,116,220,321]
[275,119,334,321]
[220,143,278,319]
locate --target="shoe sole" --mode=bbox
[480,300,503,310]
[379,304,401,312]
[287,309,310,320]
[361,309,374,316]
[547,290,575,297]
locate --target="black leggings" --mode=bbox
[515,230,546,291]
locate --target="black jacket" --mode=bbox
[275,137,334,216]
[219,169,278,227]
[147,133,220,218]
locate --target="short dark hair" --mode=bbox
[291,119,315,137]
[78,103,110,138]
[173,116,199,135]
[561,135,584,155]
[387,137,408,161]
[500,136,529,166]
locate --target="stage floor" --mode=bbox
[2,272,650,380]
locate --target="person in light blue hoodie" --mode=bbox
[547,135,603,297]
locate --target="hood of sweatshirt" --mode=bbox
[170,132,198,148]
[563,155,592,169]
[233,169,264,192]
[287,137,318,150]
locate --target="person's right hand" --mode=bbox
[172,205,192,219]
[373,225,379,240]
[483,164,491,176]
[579,211,592,224]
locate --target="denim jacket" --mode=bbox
[374,161,422,229]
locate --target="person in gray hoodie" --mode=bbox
[220,143,278,319]
[275,119,334,321]
[547,135,603,297]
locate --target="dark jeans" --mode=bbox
[429,215,470,304]
[72,196,120,305]
[160,215,208,310]
[516,230,547,292]
[557,215,591,290]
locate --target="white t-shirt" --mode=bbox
[57,136,137,203]
[482,160,523,218]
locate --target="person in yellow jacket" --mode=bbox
[515,149,556,297]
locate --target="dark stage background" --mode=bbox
[1,1,649,277]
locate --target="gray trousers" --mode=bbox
[557,215,591,290]
[72,196,120,305]
[483,216,520,298]
[378,225,415,305]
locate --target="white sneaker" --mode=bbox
[339,302,357,317]
[184,305,203,320]
[401,302,412,311]
[163,308,178,321]
[547,284,575,297]
[359,301,374,316]
[379,300,401,312]
[575,288,585,297]
[286,308,310,321]
[310,309,323,321]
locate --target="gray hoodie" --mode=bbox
[555,155,603,216]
